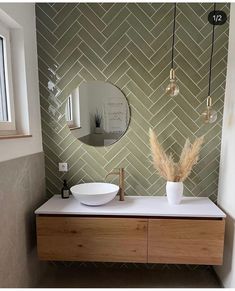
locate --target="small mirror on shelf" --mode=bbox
[65,81,130,147]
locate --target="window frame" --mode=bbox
[65,88,81,129]
[65,94,74,127]
[0,22,15,131]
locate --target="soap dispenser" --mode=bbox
[61,179,70,199]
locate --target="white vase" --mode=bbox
[166,181,183,205]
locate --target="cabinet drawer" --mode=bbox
[36,216,148,263]
[148,218,225,265]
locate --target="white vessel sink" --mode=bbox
[70,182,119,206]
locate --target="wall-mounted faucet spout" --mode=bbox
[105,168,125,201]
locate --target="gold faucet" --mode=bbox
[105,168,125,201]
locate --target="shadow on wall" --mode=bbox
[215,212,235,287]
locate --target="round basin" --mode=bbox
[70,182,119,206]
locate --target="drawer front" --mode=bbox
[148,218,225,265]
[36,216,148,263]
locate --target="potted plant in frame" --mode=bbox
[149,128,204,205]
[94,110,103,134]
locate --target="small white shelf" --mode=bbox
[35,195,226,218]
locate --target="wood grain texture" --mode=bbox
[36,216,148,262]
[148,218,225,265]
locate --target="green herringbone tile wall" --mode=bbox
[36,3,230,201]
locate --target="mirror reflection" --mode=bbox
[66,81,130,146]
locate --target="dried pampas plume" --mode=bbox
[149,128,204,182]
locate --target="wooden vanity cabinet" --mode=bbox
[36,216,148,263]
[148,218,225,265]
[36,215,225,265]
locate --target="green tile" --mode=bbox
[37,33,58,58]
[54,21,80,52]
[57,62,82,90]
[175,55,201,84]
[151,9,173,38]
[87,3,106,18]
[102,3,125,24]
[127,55,153,84]
[79,68,96,82]
[36,2,229,202]
[179,4,204,31]
[128,130,150,154]
[178,13,204,44]
[126,81,153,108]
[57,49,81,77]
[127,14,154,44]
[36,6,57,31]
[149,68,169,91]
[176,41,202,70]
[103,21,130,51]
[127,3,155,30]
[127,154,151,178]
[126,164,149,189]
[79,42,106,71]
[151,3,172,24]
[103,7,130,37]
[103,35,129,65]
[37,3,57,18]
[136,3,155,17]
[176,26,203,56]
[173,106,199,132]
[126,68,153,96]
[78,15,105,44]
[79,29,106,58]
[79,55,105,80]
[151,27,172,60]
[115,74,130,89]
[54,7,80,38]
[176,68,201,96]
[55,35,81,64]
[51,3,66,13]
[127,27,154,58]
[104,147,129,172]
[127,142,150,169]
[150,51,171,78]
[54,3,77,25]
[78,3,106,31]
[103,48,130,77]
[107,61,129,84]
[189,3,207,17]
[82,153,106,177]
[127,42,154,71]
[128,93,151,120]
[36,18,58,44]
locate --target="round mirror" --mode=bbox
[65,81,130,146]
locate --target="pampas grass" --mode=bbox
[149,128,204,182]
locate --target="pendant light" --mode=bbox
[201,3,217,124]
[166,3,179,97]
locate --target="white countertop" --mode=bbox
[35,195,226,218]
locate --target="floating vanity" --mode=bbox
[35,195,225,265]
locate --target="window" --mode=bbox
[0,36,7,121]
[0,22,15,131]
[65,94,73,126]
[65,88,81,129]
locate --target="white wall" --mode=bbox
[0,3,43,162]
[215,3,235,288]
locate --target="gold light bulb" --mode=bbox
[166,69,179,97]
[201,96,217,124]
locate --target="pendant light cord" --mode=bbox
[171,3,177,69]
[208,3,216,96]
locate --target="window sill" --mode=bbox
[70,126,81,131]
[0,134,32,140]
